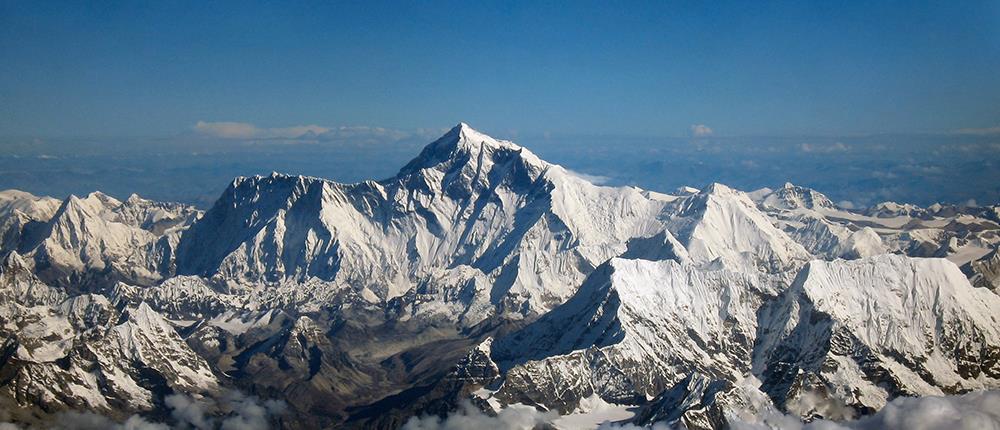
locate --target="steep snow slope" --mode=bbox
[23,192,198,291]
[0,252,66,307]
[0,190,61,221]
[0,124,999,429]
[661,183,810,272]
[759,183,838,212]
[963,248,1000,294]
[490,258,783,412]
[0,190,60,255]
[0,274,219,417]
[754,254,1000,416]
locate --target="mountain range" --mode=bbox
[1,123,998,429]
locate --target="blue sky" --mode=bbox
[1,1,998,208]
[2,1,999,138]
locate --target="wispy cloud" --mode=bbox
[690,124,714,137]
[401,390,1000,430]
[402,401,556,430]
[566,169,612,185]
[194,121,330,140]
[800,142,849,153]
[192,121,436,145]
[954,126,1000,135]
[27,390,286,430]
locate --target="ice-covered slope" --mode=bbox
[749,184,886,260]
[21,192,198,291]
[754,254,1000,416]
[963,248,1000,295]
[0,277,218,418]
[1,123,999,429]
[176,123,676,322]
[0,189,61,221]
[0,252,66,307]
[485,253,1000,424]
[759,183,838,212]
[0,190,60,255]
[661,183,810,272]
[490,257,783,412]
[753,183,999,265]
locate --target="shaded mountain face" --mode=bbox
[0,123,999,429]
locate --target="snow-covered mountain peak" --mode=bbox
[663,182,810,271]
[674,186,701,196]
[760,183,836,211]
[59,191,122,215]
[0,189,61,221]
[396,122,548,179]
[702,182,739,196]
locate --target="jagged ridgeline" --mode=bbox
[1,123,999,429]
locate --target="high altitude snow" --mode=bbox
[0,123,998,430]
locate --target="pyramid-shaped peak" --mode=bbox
[60,191,122,214]
[397,122,545,177]
[448,122,524,151]
[763,182,836,211]
[702,182,739,196]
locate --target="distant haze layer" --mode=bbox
[0,130,997,208]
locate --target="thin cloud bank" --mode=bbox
[193,121,434,144]
[566,169,613,185]
[0,390,286,430]
[690,124,714,137]
[194,121,330,140]
[162,390,285,430]
[730,389,1000,430]
[954,126,1000,136]
[401,391,1000,430]
[800,142,849,153]
[402,401,557,430]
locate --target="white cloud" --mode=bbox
[48,412,168,430]
[165,393,213,429]
[566,169,612,185]
[690,124,714,137]
[28,389,1000,430]
[194,121,261,139]
[402,401,557,430]
[800,142,849,153]
[844,390,1000,430]
[219,391,287,430]
[194,121,330,140]
[413,390,1000,430]
[192,121,425,145]
[42,390,285,430]
[724,390,1000,430]
[954,126,1000,135]
[319,126,409,143]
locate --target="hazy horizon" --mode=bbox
[1,125,997,209]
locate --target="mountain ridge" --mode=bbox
[0,123,998,429]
